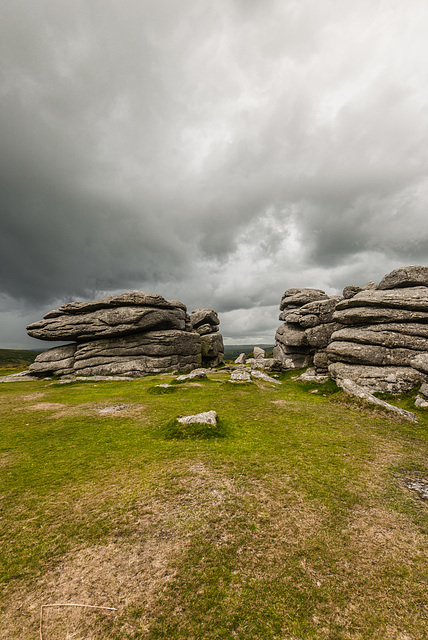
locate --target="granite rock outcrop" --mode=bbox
[274,266,428,395]
[327,266,428,393]
[28,293,223,377]
[273,288,343,373]
[189,308,224,366]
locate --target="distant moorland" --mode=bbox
[0,348,41,374]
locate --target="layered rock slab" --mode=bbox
[274,289,343,372]
[189,308,224,366]
[27,293,223,377]
[328,266,428,393]
[27,302,187,341]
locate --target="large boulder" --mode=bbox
[279,288,329,311]
[335,287,428,312]
[327,266,428,393]
[377,265,428,290]
[27,292,187,341]
[29,344,77,376]
[200,332,224,366]
[190,308,220,331]
[333,306,428,325]
[329,362,421,394]
[73,330,202,376]
[274,288,343,373]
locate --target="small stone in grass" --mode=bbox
[177,410,218,426]
[176,369,207,382]
[230,370,251,382]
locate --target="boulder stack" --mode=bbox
[189,309,224,366]
[27,292,223,377]
[327,266,428,393]
[273,288,343,372]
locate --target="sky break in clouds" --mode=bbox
[1,0,428,348]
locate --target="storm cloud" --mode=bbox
[1,0,428,347]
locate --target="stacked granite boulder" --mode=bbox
[273,288,343,373]
[189,309,224,366]
[327,266,428,393]
[27,292,223,377]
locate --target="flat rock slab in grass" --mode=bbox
[0,371,40,382]
[230,369,252,382]
[336,377,417,422]
[250,370,282,384]
[245,358,282,372]
[177,410,218,426]
[328,362,421,394]
[64,375,136,381]
[297,368,329,383]
[402,478,428,500]
[176,368,208,381]
[98,405,131,414]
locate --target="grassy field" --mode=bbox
[0,363,427,639]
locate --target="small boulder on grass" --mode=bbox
[178,410,218,426]
[230,369,251,383]
[161,411,229,439]
[175,368,207,382]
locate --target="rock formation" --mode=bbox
[27,293,224,377]
[327,266,428,393]
[273,288,343,373]
[273,266,428,394]
[189,308,224,366]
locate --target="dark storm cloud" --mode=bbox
[1,0,428,346]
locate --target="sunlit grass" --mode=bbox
[0,369,427,639]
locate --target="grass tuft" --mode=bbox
[160,417,231,440]
[147,385,177,395]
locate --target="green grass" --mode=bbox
[0,367,427,639]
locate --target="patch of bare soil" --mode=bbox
[22,392,46,402]
[0,451,18,469]
[26,402,67,411]
[337,505,428,639]
[0,461,319,640]
[17,402,147,420]
[2,536,185,640]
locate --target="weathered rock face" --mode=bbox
[328,363,421,395]
[27,302,187,341]
[274,289,343,373]
[377,265,428,290]
[28,293,223,377]
[327,266,428,393]
[274,265,428,391]
[189,308,224,366]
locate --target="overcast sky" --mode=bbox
[2,0,428,348]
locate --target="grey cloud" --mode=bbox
[1,0,428,347]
